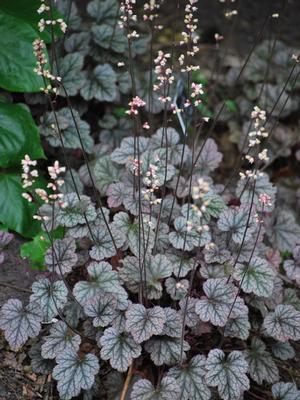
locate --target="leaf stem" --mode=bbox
[120,362,134,400]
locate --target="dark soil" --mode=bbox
[0,238,41,307]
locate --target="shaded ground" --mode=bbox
[0,238,40,307]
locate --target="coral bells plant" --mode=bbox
[2,0,300,399]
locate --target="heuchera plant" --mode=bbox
[1,0,300,399]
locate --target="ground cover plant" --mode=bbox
[1,0,300,399]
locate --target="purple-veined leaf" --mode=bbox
[0,299,43,351]
[205,349,249,400]
[125,304,166,343]
[52,348,99,400]
[41,320,81,360]
[99,327,141,372]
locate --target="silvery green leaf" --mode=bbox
[268,210,300,252]
[234,257,275,297]
[168,355,211,400]
[55,53,85,97]
[205,349,249,400]
[107,182,127,208]
[89,223,125,260]
[272,382,300,400]
[74,261,127,306]
[64,301,84,328]
[229,238,258,263]
[111,137,150,164]
[203,243,231,264]
[179,297,198,328]
[271,341,295,360]
[57,193,96,227]
[141,148,176,186]
[45,238,78,275]
[217,205,256,244]
[92,24,126,53]
[0,299,42,351]
[62,169,84,195]
[155,222,170,252]
[202,191,226,218]
[169,176,190,198]
[57,1,81,30]
[112,300,131,333]
[123,190,150,216]
[39,202,60,231]
[145,336,190,366]
[84,294,117,327]
[180,203,209,226]
[112,212,154,257]
[165,277,189,300]
[162,308,182,338]
[30,278,68,321]
[118,71,132,94]
[87,0,119,23]
[153,194,181,221]
[151,127,180,147]
[81,64,117,102]
[131,377,180,400]
[195,278,240,327]
[245,338,279,384]
[99,327,141,372]
[119,254,173,299]
[64,32,91,55]
[40,108,93,153]
[224,316,250,340]
[169,217,205,251]
[200,263,231,279]
[130,33,151,56]
[29,342,54,374]
[125,304,166,343]
[263,305,300,341]
[151,128,191,166]
[94,155,122,193]
[52,349,99,400]
[284,259,300,286]
[195,139,222,173]
[283,289,300,311]
[41,321,81,360]
[236,173,277,211]
[170,254,194,278]
[283,247,300,285]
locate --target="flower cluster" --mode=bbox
[21,157,66,220]
[119,0,137,28]
[33,38,61,93]
[143,0,162,30]
[126,96,146,116]
[190,82,204,106]
[240,106,269,180]
[38,18,67,34]
[21,155,38,189]
[187,178,211,232]
[153,51,174,103]
[142,159,162,205]
[179,0,200,72]
[37,0,67,33]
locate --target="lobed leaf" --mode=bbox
[205,349,249,400]
[52,349,99,400]
[0,299,43,351]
